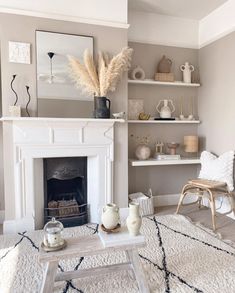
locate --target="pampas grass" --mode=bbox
[67,55,99,96]
[68,47,133,97]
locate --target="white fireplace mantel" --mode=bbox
[2,117,124,233]
[0,117,125,123]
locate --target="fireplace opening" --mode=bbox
[43,157,88,228]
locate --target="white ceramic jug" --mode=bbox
[180,62,194,83]
[156,99,175,118]
[101,203,120,229]
[126,202,142,236]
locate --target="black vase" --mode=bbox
[93,96,111,118]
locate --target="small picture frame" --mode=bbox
[9,41,31,64]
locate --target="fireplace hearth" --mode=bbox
[44,157,88,227]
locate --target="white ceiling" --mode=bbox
[128,0,228,20]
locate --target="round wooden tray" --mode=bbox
[41,239,67,252]
[100,223,121,234]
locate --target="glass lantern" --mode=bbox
[43,217,64,248]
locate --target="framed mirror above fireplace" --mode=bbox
[36,30,94,118]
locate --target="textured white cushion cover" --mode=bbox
[198,150,234,191]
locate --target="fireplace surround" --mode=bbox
[2,117,124,234]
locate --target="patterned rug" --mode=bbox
[0,214,235,293]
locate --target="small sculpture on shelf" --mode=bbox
[156,99,175,119]
[130,65,145,80]
[179,96,185,120]
[139,112,150,120]
[155,141,164,154]
[188,97,195,120]
[167,142,180,155]
[112,112,125,119]
[178,96,196,121]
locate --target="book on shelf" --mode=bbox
[155,154,181,160]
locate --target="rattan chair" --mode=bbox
[176,179,234,230]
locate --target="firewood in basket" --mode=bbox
[48,200,58,208]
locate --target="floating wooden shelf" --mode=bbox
[128,79,200,87]
[129,158,200,167]
[128,120,200,124]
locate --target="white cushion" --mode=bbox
[198,151,234,191]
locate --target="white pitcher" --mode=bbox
[126,202,142,236]
[180,62,194,83]
[156,99,175,118]
[101,203,120,229]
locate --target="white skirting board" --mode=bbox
[0,210,5,224]
[154,194,235,220]
[153,193,198,207]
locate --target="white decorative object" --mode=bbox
[199,151,235,191]
[126,202,142,236]
[9,105,21,117]
[9,41,31,64]
[155,141,164,155]
[156,99,175,118]
[101,203,120,230]
[135,144,151,160]
[128,99,144,120]
[180,62,194,83]
[43,217,64,248]
[129,190,154,216]
[112,112,125,119]
[130,66,145,80]
[99,225,145,247]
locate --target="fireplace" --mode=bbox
[2,118,119,234]
[44,157,88,227]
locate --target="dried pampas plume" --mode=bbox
[83,49,99,94]
[105,47,133,95]
[67,55,99,96]
[68,47,133,98]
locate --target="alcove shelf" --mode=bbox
[129,158,200,167]
[128,120,200,124]
[128,79,200,87]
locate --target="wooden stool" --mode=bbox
[176,179,234,230]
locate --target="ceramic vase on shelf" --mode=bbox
[180,62,194,83]
[157,55,172,73]
[135,144,151,160]
[156,99,175,118]
[94,96,111,118]
[101,203,120,230]
[130,65,145,80]
[126,202,142,236]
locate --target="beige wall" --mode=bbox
[128,42,199,196]
[0,13,128,218]
[198,32,235,156]
[38,99,94,118]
